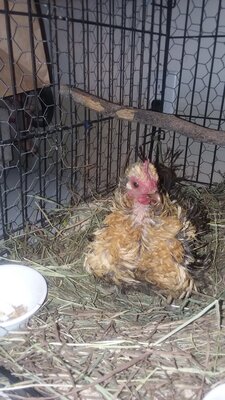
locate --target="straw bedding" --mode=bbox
[0,183,225,399]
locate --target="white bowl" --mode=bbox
[0,264,47,336]
[203,384,225,400]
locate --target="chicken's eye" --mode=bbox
[133,181,139,188]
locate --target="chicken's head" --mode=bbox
[125,160,161,205]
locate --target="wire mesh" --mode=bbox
[0,0,225,238]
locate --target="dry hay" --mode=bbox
[0,184,225,399]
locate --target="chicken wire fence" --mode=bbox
[0,0,225,239]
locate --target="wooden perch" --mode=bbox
[60,85,225,146]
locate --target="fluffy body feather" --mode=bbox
[84,161,198,300]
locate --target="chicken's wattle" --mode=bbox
[137,192,160,205]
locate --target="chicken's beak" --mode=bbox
[148,192,161,204]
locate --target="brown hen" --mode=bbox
[84,160,198,300]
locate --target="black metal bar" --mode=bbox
[148,0,163,161]
[106,118,113,191]
[99,0,103,101]
[144,0,155,159]
[3,0,25,233]
[108,0,114,103]
[196,0,222,183]
[135,0,147,160]
[27,0,42,224]
[183,0,205,180]
[160,0,173,109]
[1,7,225,40]
[154,0,163,101]
[66,0,75,191]
[0,8,168,37]
[0,117,113,146]
[138,0,147,110]
[153,0,177,7]
[105,0,115,189]
[127,0,137,160]
[117,0,126,180]
[35,1,53,83]
[53,0,63,205]
[175,114,225,121]
[0,103,10,234]
[81,0,89,197]
[70,1,78,192]
[169,34,225,40]
[128,0,137,108]
[210,84,225,186]
[86,0,91,196]
[172,0,190,162]
[96,0,100,99]
[119,0,126,106]
[0,178,7,239]
[45,0,57,221]
[96,0,101,190]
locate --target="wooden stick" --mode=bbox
[60,85,225,146]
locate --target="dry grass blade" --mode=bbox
[0,184,225,399]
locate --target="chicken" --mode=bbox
[84,160,199,301]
